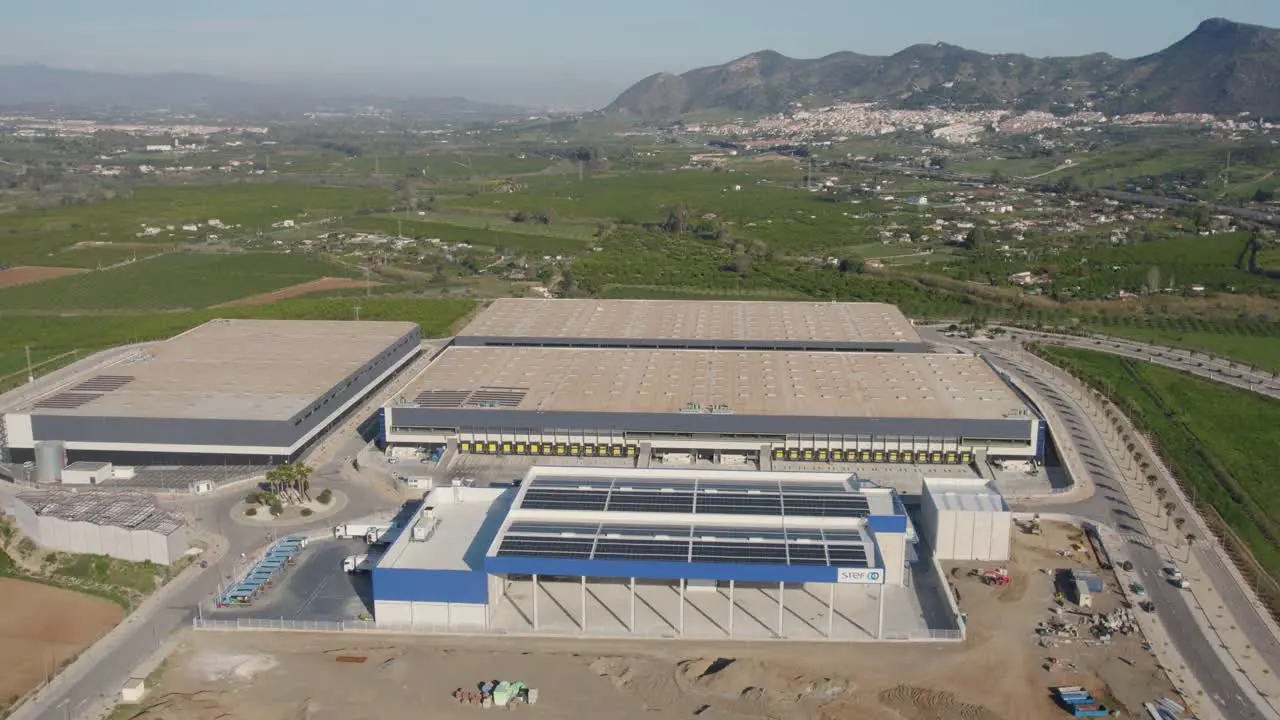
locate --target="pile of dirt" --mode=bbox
[678,657,848,703]
[877,685,1005,720]
[591,655,851,719]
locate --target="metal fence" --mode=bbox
[192,616,965,643]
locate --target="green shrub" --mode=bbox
[300,508,314,517]
[317,489,333,505]
[268,500,284,517]
[245,507,258,517]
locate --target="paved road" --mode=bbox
[209,538,373,622]
[946,334,1271,720]
[997,327,1280,399]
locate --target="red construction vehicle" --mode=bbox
[980,568,1011,586]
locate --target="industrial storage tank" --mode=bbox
[34,441,66,484]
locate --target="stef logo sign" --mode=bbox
[837,568,885,584]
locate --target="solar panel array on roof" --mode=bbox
[495,520,871,568]
[517,475,870,519]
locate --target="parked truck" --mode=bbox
[333,523,379,540]
[342,554,372,573]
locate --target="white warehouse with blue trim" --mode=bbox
[371,467,963,641]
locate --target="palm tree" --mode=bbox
[1163,501,1177,530]
[1174,517,1187,536]
[1156,486,1168,504]
[1185,533,1197,560]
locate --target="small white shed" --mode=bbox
[120,677,147,703]
[920,477,1012,561]
[62,461,113,486]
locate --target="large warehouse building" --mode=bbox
[3,318,421,466]
[371,467,939,640]
[384,299,1042,468]
[455,298,932,352]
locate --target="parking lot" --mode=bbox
[209,538,374,622]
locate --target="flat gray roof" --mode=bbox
[379,487,515,571]
[22,319,418,421]
[459,299,922,345]
[397,347,1026,421]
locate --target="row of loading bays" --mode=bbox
[456,441,971,466]
[460,441,638,458]
[774,448,973,465]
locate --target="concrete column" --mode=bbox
[446,436,458,456]
[777,582,785,638]
[638,441,652,469]
[678,579,686,636]
[629,577,636,632]
[877,584,886,640]
[532,574,539,631]
[827,583,836,638]
[759,444,773,471]
[728,580,735,637]
[580,576,587,633]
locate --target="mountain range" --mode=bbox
[605,18,1280,118]
[0,65,528,121]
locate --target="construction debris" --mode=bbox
[453,680,540,708]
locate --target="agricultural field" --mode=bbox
[0,183,391,265]
[0,577,123,713]
[449,166,900,254]
[0,297,475,390]
[0,265,86,288]
[0,252,354,311]
[341,214,590,255]
[1037,345,1280,607]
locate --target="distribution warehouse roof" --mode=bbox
[397,347,1027,421]
[482,468,901,581]
[21,319,419,421]
[457,299,924,347]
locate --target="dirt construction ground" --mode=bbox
[0,265,86,288]
[0,577,123,711]
[213,277,381,307]
[129,523,1168,720]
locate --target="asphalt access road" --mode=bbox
[208,538,374,622]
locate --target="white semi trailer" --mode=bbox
[342,553,372,573]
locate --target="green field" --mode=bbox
[1084,323,1280,374]
[0,183,391,265]
[341,215,589,254]
[0,252,353,311]
[0,297,475,390]
[1037,345,1280,608]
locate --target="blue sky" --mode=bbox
[2,0,1278,107]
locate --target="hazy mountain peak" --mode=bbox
[605,17,1280,118]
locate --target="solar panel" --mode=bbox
[33,392,102,409]
[821,529,864,542]
[598,524,692,539]
[783,528,826,541]
[696,495,782,516]
[781,483,851,494]
[786,544,830,565]
[498,537,594,558]
[692,527,787,541]
[532,477,616,489]
[697,482,778,493]
[605,492,695,514]
[507,522,600,536]
[593,540,688,561]
[825,545,870,565]
[692,541,789,564]
[520,489,609,511]
[782,496,871,517]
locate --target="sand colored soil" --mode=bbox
[0,577,123,710]
[0,266,87,288]
[214,277,381,307]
